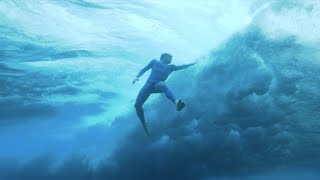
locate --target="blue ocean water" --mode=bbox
[0,0,320,179]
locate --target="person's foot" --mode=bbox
[176,99,185,111]
[141,120,149,136]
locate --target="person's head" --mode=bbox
[160,53,172,64]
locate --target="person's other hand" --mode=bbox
[132,77,139,84]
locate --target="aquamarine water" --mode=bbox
[0,0,319,179]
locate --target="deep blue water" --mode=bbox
[0,0,320,179]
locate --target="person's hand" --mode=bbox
[132,77,139,84]
[188,62,198,67]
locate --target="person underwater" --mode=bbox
[133,53,197,134]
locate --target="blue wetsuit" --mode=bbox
[134,59,192,123]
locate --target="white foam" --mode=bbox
[0,0,261,61]
[256,0,320,43]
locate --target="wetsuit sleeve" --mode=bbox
[172,62,196,71]
[136,60,155,77]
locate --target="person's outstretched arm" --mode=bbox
[173,62,198,71]
[132,60,155,84]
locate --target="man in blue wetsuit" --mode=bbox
[133,53,197,127]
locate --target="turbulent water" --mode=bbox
[0,0,320,179]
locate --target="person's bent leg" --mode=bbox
[154,81,185,111]
[154,81,176,104]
